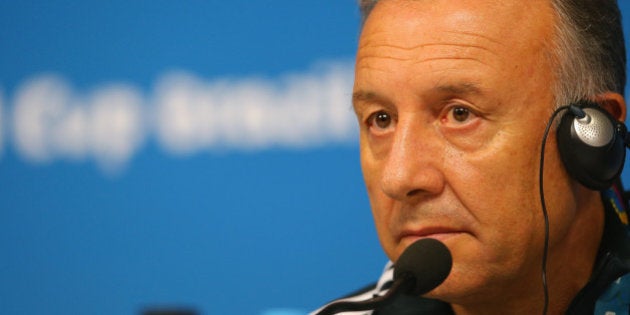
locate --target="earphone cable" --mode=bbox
[538,105,568,315]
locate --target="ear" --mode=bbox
[594,92,627,122]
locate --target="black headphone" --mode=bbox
[538,100,630,315]
[556,100,629,190]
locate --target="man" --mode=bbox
[315,0,630,314]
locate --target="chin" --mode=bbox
[422,267,489,304]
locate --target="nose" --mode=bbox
[380,116,445,201]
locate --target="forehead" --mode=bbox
[355,0,557,101]
[359,0,555,61]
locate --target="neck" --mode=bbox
[544,190,605,314]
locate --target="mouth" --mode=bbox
[398,227,465,246]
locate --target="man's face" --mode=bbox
[354,0,582,302]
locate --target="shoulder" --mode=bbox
[309,282,380,315]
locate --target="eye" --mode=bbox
[374,112,392,128]
[367,110,394,133]
[445,106,477,124]
[452,107,470,122]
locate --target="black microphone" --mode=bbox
[394,238,453,296]
[315,238,452,315]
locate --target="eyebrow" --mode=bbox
[351,91,394,117]
[352,82,482,105]
[352,91,385,105]
[433,82,483,95]
[352,90,393,112]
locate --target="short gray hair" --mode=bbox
[550,0,626,106]
[357,0,626,106]
[359,0,379,24]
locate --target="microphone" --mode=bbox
[394,238,453,296]
[315,238,452,315]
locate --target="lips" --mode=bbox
[398,226,465,244]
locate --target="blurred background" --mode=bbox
[2,1,630,314]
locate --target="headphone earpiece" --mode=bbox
[556,100,628,190]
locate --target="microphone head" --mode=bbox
[393,238,453,296]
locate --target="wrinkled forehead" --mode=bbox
[360,0,556,54]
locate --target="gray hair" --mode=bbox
[357,0,626,107]
[550,0,626,106]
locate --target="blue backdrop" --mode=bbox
[2,1,630,314]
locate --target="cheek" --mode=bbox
[538,135,581,243]
[366,191,400,261]
[450,130,540,209]
[360,146,397,259]
[363,178,386,228]
[449,130,545,248]
[443,156,544,295]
